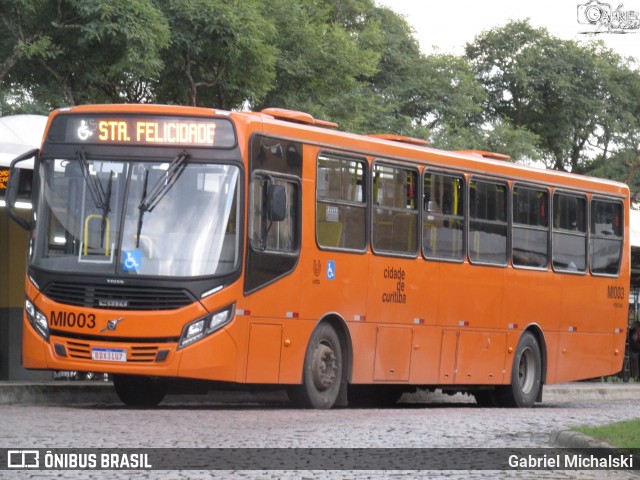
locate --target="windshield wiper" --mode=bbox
[135,151,189,247]
[77,150,107,210]
[101,171,113,248]
[135,169,149,248]
[77,151,112,249]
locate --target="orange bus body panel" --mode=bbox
[20,105,629,397]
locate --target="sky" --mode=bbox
[377,0,640,62]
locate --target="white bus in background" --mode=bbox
[0,115,47,208]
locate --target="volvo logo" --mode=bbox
[101,317,125,332]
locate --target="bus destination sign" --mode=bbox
[0,168,8,192]
[59,116,235,148]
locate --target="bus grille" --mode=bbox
[43,282,195,311]
[66,341,160,363]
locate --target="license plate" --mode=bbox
[91,348,127,362]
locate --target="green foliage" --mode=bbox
[1,5,639,191]
[155,0,277,108]
[584,149,640,202]
[575,418,640,448]
[0,0,170,111]
[256,0,381,130]
[465,20,640,172]
[430,118,542,163]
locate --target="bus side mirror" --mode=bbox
[267,184,286,222]
[6,148,38,231]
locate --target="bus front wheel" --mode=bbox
[289,323,342,409]
[499,331,542,408]
[112,374,167,407]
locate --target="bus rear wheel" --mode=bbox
[288,323,342,409]
[498,331,542,408]
[112,374,167,407]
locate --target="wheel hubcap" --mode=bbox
[311,341,337,392]
[518,347,536,394]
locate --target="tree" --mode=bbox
[345,10,540,161]
[154,0,277,109]
[465,20,640,172]
[255,0,381,131]
[0,0,170,113]
[586,149,640,202]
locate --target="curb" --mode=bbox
[550,430,613,449]
[542,383,640,402]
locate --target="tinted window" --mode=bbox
[469,179,507,265]
[512,186,549,268]
[423,172,465,261]
[251,177,299,253]
[372,163,419,255]
[316,154,366,250]
[553,193,587,273]
[590,199,623,276]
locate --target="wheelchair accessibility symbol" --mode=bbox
[122,250,142,271]
[77,120,93,141]
[326,260,336,280]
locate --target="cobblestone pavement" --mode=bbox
[1,393,639,479]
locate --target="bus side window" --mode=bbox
[423,172,465,261]
[251,177,299,253]
[372,163,419,256]
[468,179,508,265]
[316,154,366,250]
[512,185,549,269]
[552,193,587,273]
[590,198,623,276]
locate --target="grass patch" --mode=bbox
[575,418,640,448]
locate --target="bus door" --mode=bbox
[438,178,508,384]
[364,162,429,383]
[243,135,303,383]
[303,149,371,379]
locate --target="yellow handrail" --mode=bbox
[83,214,110,256]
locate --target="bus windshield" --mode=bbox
[32,156,240,278]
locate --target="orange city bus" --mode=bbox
[6,104,629,408]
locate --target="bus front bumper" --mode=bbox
[22,317,238,381]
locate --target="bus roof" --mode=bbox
[235,109,629,198]
[45,104,629,198]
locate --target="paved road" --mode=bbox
[1,388,639,479]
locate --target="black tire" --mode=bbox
[288,323,342,409]
[112,374,167,407]
[498,331,542,408]
[348,385,404,408]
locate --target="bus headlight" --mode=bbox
[25,298,50,341]
[178,304,235,349]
